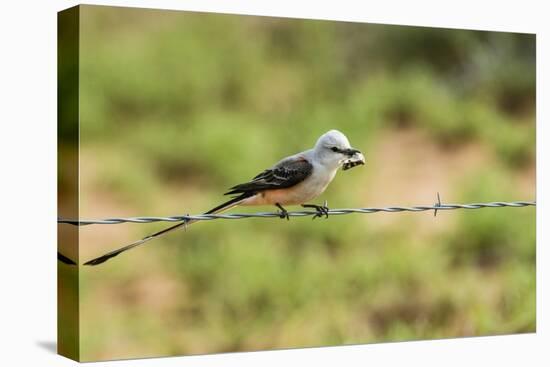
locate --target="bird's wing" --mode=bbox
[224,155,313,196]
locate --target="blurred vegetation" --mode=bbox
[65,5,536,361]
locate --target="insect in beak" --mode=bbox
[342,150,365,171]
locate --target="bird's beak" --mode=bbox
[344,148,362,157]
[342,149,365,171]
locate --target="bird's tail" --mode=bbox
[83,193,253,266]
[58,252,77,265]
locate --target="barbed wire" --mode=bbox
[58,199,535,226]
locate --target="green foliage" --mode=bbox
[448,170,536,268]
[66,5,535,361]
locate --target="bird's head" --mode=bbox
[313,129,365,170]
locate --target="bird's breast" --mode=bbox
[241,166,337,206]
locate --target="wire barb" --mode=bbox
[58,200,536,226]
[434,192,442,217]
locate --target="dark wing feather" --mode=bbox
[224,157,313,196]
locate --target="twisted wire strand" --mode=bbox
[58,201,536,226]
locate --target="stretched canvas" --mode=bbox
[58,5,536,362]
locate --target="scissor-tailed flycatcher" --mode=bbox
[84,130,365,266]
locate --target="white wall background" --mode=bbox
[0,1,547,365]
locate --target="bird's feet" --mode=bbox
[182,215,190,231]
[276,203,290,220]
[302,200,330,219]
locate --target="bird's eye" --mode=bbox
[331,147,339,153]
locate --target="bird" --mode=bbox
[84,129,365,266]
